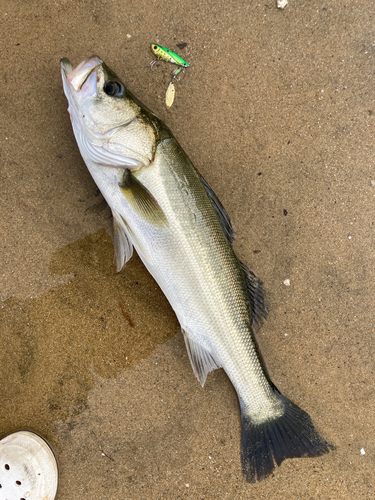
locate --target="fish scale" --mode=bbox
[121,137,275,413]
[61,55,332,482]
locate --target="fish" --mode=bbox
[61,56,332,482]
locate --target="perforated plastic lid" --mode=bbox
[0,431,58,500]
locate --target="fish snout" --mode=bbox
[61,56,102,93]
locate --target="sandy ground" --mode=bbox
[1,0,374,498]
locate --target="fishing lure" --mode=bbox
[171,67,182,78]
[150,44,189,70]
[165,81,176,109]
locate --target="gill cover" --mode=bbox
[60,56,148,169]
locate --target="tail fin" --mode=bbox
[241,392,333,482]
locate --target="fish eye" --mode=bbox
[104,81,124,97]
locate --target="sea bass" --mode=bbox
[61,56,331,481]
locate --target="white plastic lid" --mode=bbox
[0,431,58,500]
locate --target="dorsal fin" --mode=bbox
[240,261,268,330]
[200,175,235,244]
[182,329,221,387]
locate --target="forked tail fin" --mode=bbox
[241,392,333,482]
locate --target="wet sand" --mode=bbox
[1,0,374,498]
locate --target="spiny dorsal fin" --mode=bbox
[200,175,235,244]
[119,169,168,228]
[240,261,268,330]
[112,208,134,271]
[182,329,221,387]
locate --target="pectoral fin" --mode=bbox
[119,169,168,227]
[182,329,221,387]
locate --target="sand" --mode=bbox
[0,0,374,498]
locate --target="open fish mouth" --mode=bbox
[60,57,73,77]
[60,56,102,93]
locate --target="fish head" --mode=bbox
[61,56,156,169]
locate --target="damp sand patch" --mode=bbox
[0,229,178,439]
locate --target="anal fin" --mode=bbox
[182,329,221,387]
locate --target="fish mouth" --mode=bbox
[60,57,73,77]
[60,56,102,93]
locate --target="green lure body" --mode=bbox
[151,44,189,68]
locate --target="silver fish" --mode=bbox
[61,56,332,481]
